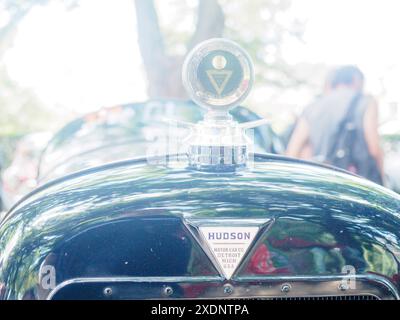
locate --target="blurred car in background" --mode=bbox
[1,100,283,211]
[37,100,284,184]
[380,119,400,193]
[1,132,52,210]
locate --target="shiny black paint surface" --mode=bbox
[1,155,400,299]
[37,101,283,182]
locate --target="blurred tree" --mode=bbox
[0,0,307,137]
[0,0,78,126]
[220,0,306,88]
[0,0,78,163]
[134,0,305,99]
[0,1,42,54]
[0,67,55,137]
[134,0,224,99]
[0,0,79,55]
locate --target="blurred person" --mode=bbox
[286,65,384,185]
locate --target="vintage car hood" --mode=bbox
[37,101,283,183]
[1,154,400,299]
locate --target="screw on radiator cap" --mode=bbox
[163,286,174,297]
[223,284,234,295]
[338,283,349,291]
[103,287,113,297]
[281,283,292,293]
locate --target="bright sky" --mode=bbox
[4,0,146,113]
[3,0,400,114]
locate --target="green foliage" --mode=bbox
[155,0,305,88]
[155,0,198,56]
[0,0,306,145]
[221,0,303,86]
[0,68,57,165]
[0,1,78,163]
[0,68,56,137]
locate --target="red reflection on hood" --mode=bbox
[270,237,341,249]
[246,244,290,274]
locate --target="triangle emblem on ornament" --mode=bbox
[206,69,233,96]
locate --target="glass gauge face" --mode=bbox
[182,38,254,111]
[197,50,243,98]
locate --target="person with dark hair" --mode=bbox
[286,65,384,185]
[330,65,365,88]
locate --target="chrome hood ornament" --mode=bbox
[182,38,267,171]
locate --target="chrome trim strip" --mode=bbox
[235,274,400,300]
[47,273,399,300]
[47,276,224,300]
[185,218,272,228]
